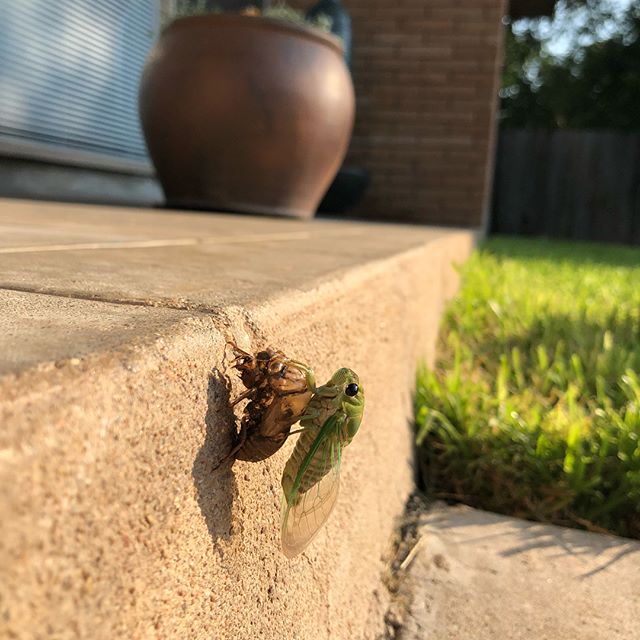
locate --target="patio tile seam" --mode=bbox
[0,231,311,255]
[0,230,474,316]
[0,227,368,254]
[0,284,215,313]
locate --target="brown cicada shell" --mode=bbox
[226,342,315,462]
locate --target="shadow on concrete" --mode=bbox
[192,369,238,545]
[422,505,640,579]
[467,313,640,405]
[487,236,640,269]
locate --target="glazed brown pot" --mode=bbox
[139,14,355,218]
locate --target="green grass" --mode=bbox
[415,237,640,538]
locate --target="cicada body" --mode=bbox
[281,368,364,557]
[227,342,316,462]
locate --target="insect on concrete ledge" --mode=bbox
[224,342,316,463]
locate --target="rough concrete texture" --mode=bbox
[399,505,640,640]
[0,289,190,375]
[0,199,474,639]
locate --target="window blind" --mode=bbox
[0,1,158,165]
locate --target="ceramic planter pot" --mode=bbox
[139,14,355,218]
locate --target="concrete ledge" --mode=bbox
[400,504,640,639]
[0,199,474,639]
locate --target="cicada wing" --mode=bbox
[281,434,342,558]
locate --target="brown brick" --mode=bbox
[340,0,506,227]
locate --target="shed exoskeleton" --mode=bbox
[226,342,316,462]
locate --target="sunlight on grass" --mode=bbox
[415,237,640,538]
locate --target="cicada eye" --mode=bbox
[345,383,359,397]
[269,361,285,376]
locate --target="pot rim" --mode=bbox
[161,13,344,56]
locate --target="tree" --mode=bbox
[500,1,640,129]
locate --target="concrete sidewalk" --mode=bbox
[0,198,474,639]
[399,505,640,640]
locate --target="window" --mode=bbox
[0,1,159,172]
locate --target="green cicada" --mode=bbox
[281,368,364,557]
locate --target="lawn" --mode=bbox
[415,237,640,538]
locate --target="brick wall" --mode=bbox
[332,0,508,227]
[174,0,507,227]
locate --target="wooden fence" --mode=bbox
[491,129,640,245]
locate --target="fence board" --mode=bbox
[492,129,640,245]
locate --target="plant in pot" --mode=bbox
[139,1,355,219]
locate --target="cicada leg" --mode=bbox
[226,340,250,357]
[231,387,256,407]
[226,420,248,458]
[212,419,248,469]
[224,341,253,369]
[285,406,322,440]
